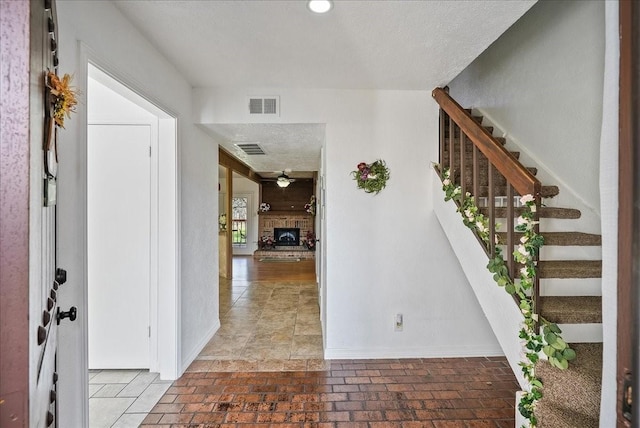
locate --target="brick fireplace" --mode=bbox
[256,211,314,259]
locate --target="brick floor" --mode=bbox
[139,357,518,427]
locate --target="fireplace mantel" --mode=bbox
[259,211,312,216]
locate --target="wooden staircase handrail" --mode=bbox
[432,87,542,198]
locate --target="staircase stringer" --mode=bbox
[432,172,527,389]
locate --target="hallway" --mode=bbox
[191,256,325,368]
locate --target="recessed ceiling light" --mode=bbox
[307,0,332,14]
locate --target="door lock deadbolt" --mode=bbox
[56,306,77,325]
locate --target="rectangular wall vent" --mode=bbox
[247,96,280,116]
[235,143,266,155]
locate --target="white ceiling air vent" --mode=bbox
[235,142,266,155]
[247,96,280,116]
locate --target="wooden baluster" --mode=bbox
[487,163,495,256]
[449,116,455,183]
[506,184,515,279]
[532,193,541,329]
[473,145,480,208]
[460,132,467,198]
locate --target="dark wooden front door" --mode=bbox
[0,1,71,426]
[618,1,637,426]
[30,1,72,426]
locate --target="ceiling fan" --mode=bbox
[261,169,296,187]
[275,170,295,188]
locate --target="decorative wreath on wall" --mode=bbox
[351,160,390,195]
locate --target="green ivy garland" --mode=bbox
[351,160,390,194]
[440,167,576,428]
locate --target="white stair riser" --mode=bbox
[539,245,601,261]
[555,323,602,343]
[540,278,602,297]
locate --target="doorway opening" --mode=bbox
[86,63,179,426]
[232,196,248,248]
[85,64,180,423]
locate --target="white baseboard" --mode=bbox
[180,319,220,373]
[324,344,504,360]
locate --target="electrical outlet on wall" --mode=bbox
[395,313,403,332]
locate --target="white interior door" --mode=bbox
[88,124,151,368]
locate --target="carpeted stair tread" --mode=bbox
[536,405,599,428]
[535,343,602,428]
[539,296,602,323]
[477,185,559,198]
[537,260,602,278]
[480,206,581,219]
[497,231,601,246]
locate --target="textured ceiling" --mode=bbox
[114,0,534,90]
[113,0,535,174]
[205,123,324,177]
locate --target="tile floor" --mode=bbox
[88,269,326,427]
[89,369,173,427]
[90,261,520,426]
[188,277,326,371]
[140,357,519,427]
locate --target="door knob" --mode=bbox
[57,306,77,325]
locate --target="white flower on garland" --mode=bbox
[520,194,535,204]
[438,165,575,428]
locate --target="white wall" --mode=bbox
[448,0,605,221]
[56,2,218,426]
[194,87,502,358]
[432,174,526,387]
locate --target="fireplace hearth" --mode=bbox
[274,228,300,246]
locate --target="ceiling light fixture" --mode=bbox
[307,0,332,14]
[277,178,291,188]
[277,172,292,188]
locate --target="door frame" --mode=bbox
[80,49,180,376]
[231,192,254,255]
[617,1,637,426]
